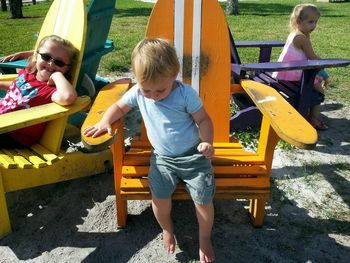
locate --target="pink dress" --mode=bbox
[272,32,307,81]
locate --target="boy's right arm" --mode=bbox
[83,100,132,138]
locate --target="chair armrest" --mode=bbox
[241,80,317,149]
[0,59,28,74]
[235,40,285,63]
[239,59,350,72]
[0,74,18,81]
[81,80,132,151]
[0,96,90,134]
[235,40,285,48]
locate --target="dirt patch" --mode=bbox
[0,100,349,262]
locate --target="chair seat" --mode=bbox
[119,140,270,201]
[0,143,59,169]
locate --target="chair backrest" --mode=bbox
[146,0,231,142]
[77,0,116,94]
[229,28,241,65]
[35,0,86,153]
[35,0,86,89]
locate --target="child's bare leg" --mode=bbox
[314,83,325,94]
[195,202,215,263]
[152,198,176,254]
[309,104,320,122]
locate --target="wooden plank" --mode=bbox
[36,0,87,88]
[199,0,231,141]
[121,191,269,200]
[241,80,318,149]
[213,142,243,148]
[0,97,90,134]
[15,148,47,168]
[2,149,32,169]
[0,150,17,169]
[81,81,132,151]
[121,164,267,177]
[30,144,59,164]
[130,139,151,148]
[120,177,269,190]
[240,59,350,72]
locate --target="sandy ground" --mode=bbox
[0,99,349,263]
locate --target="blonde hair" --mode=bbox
[26,35,78,80]
[289,4,320,32]
[131,38,180,83]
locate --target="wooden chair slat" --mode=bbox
[15,148,47,168]
[30,144,59,164]
[2,149,33,169]
[0,151,18,169]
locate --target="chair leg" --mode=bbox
[0,177,11,239]
[116,195,127,228]
[249,198,266,227]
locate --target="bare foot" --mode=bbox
[162,230,176,254]
[199,238,215,262]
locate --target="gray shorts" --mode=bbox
[148,148,215,205]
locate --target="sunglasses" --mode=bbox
[37,52,71,67]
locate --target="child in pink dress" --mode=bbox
[0,35,78,146]
[272,4,329,130]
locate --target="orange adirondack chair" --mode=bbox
[82,0,317,228]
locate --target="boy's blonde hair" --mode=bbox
[289,4,320,32]
[26,35,78,80]
[131,38,180,83]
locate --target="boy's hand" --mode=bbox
[197,142,215,159]
[83,121,112,138]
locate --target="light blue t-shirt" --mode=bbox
[121,81,203,157]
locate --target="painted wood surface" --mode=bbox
[240,58,350,72]
[81,80,132,151]
[0,0,88,240]
[241,80,317,149]
[111,0,273,228]
[0,97,90,134]
[35,0,87,88]
[146,0,231,141]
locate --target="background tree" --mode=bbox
[9,0,23,18]
[1,0,7,12]
[226,0,239,15]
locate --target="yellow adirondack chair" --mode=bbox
[82,0,317,228]
[0,0,113,239]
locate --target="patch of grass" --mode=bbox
[1,1,349,150]
[0,2,50,54]
[1,0,349,101]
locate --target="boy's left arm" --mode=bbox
[192,107,215,159]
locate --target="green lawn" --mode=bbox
[1,0,349,103]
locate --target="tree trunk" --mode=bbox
[33,0,36,5]
[9,0,23,18]
[1,0,7,12]
[226,0,239,15]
